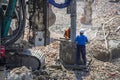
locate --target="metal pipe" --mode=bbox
[70,0,76,42]
[43,0,48,46]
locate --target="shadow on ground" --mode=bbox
[73,70,89,80]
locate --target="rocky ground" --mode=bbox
[1,0,120,80]
[37,41,120,80]
[39,0,120,80]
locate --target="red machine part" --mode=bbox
[0,46,5,58]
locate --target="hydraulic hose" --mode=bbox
[3,0,26,48]
[48,0,71,8]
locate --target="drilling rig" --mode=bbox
[0,0,56,70]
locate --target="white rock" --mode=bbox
[7,66,33,80]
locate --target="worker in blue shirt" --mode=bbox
[75,29,88,65]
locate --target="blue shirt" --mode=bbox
[75,34,88,45]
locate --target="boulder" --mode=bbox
[7,66,33,80]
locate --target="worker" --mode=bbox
[64,27,70,39]
[75,29,88,65]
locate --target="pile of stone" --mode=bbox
[38,41,60,66]
[38,41,120,80]
[83,58,120,80]
[7,66,33,80]
[92,0,120,27]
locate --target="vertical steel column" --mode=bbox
[43,0,47,46]
[70,0,76,42]
[43,0,50,46]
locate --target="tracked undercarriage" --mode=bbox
[5,48,45,71]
